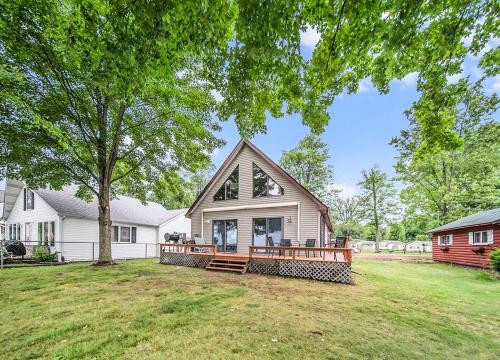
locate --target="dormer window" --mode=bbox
[24,188,35,210]
[214,166,239,201]
[253,163,284,197]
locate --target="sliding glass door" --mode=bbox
[253,218,283,247]
[212,220,238,252]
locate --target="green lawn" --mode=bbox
[1,258,498,359]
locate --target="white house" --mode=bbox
[2,179,190,261]
[406,241,432,252]
[379,240,406,251]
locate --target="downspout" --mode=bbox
[59,216,65,262]
[297,203,301,245]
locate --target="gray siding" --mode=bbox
[191,145,323,253]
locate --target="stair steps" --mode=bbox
[206,258,249,274]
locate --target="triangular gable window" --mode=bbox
[214,166,239,201]
[253,163,284,197]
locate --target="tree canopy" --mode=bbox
[279,134,333,199]
[358,166,399,250]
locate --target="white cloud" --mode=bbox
[400,72,418,87]
[300,25,321,48]
[334,183,359,199]
[357,78,373,93]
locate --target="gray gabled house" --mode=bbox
[186,139,333,254]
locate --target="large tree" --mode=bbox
[358,166,399,251]
[1,1,498,263]
[0,1,229,263]
[392,83,499,227]
[279,134,333,199]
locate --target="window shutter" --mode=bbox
[23,188,27,211]
[449,234,453,245]
[468,232,473,245]
[486,230,494,244]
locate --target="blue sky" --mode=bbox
[211,79,419,197]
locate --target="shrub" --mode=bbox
[490,248,500,272]
[32,246,58,262]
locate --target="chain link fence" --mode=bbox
[19,240,159,262]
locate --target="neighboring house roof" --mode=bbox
[429,208,500,233]
[37,186,186,227]
[3,179,24,220]
[186,139,333,231]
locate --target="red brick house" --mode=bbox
[431,208,500,268]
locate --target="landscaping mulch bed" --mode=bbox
[0,259,66,268]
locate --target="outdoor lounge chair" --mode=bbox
[305,239,316,258]
[267,236,277,258]
[280,239,291,256]
[193,236,210,253]
[332,236,348,261]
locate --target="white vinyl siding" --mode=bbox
[6,188,59,244]
[62,218,158,261]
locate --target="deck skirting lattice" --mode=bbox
[248,259,352,283]
[160,253,352,283]
[160,252,213,268]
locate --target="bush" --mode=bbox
[490,248,500,272]
[32,246,58,262]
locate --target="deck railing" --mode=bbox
[248,246,352,263]
[160,243,216,255]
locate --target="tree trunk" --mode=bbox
[97,181,113,264]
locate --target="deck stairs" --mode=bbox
[206,255,249,274]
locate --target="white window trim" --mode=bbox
[469,229,494,246]
[438,234,453,246]
[113,225,137,243]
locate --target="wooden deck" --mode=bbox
[159,244,351,263]
[159,243,352,283]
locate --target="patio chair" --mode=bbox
[194,236,210,253]
[305,239,316,258]
[332,236,347,261]
[279,239,291,257]
[267,236,277,258]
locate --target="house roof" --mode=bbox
[429,208,500,233]
[186,139,333,231]
[36,186,186,227]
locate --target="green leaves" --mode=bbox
[279,134,333,200]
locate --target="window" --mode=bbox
[9,224,21,240]
[470,230,493,245]
[253,163,284,197]
[37,222,55,246]
[23,188,35,210]
[112,225,137,243]
[438,234,453,246]
[25,223,32,242]
[253,218,282,248]
[214,166,239,201]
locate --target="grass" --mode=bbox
[0,259,498,359]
